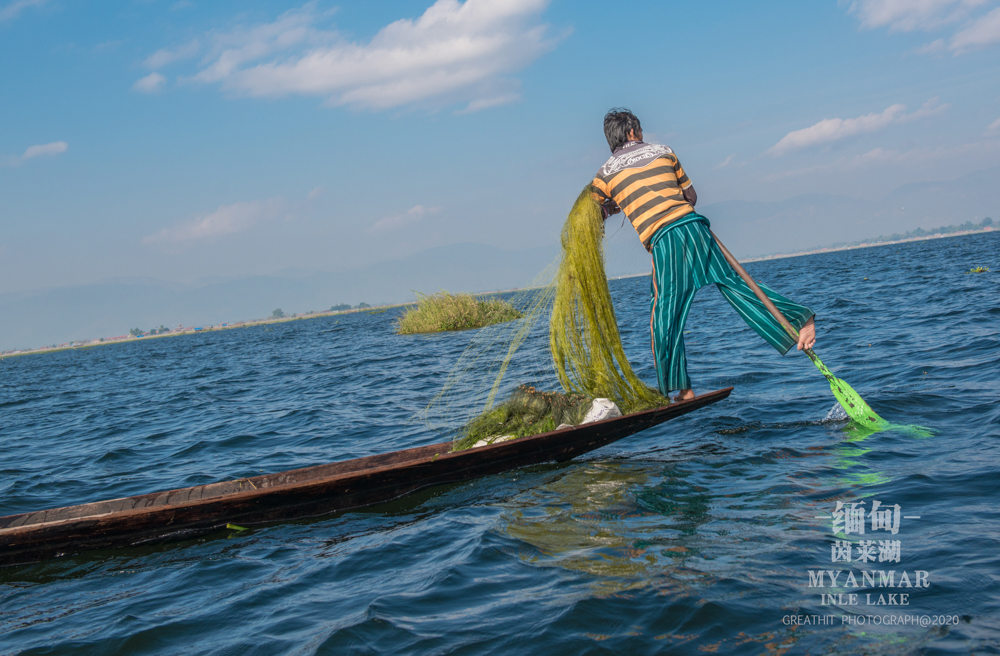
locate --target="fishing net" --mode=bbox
[807,349,936,438]
[419,262,561,443]
[805,349,885,427]
[423,186,667,451]
[450,385,594,451]
[549,188,667,412]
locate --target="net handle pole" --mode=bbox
[711,231,828,373]
[709,230,801,342]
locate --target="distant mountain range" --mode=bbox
[704,166,998,258]
[3,166,996,351]
[0,243,560,351]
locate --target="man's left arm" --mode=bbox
[673,155,697,207]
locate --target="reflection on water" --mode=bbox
[499,462,712,595]
[493,450,958,654]
[843,421,935,441]
[823,436,892,491]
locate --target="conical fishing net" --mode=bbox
[805,349,885,427]
[549,188,667,412]
[811,351,933,440]
[419,263,561,442]
[422,186,667,451]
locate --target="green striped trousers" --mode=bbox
[649,213,814,394]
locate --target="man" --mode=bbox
[591,108,816,401]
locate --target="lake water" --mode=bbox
[1,231,998,655]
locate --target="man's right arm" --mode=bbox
[590,179,620,220]
[683,186,697,207]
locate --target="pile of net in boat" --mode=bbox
[451,384,593,451]
[423,186,668,451]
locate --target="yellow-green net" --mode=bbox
[423,186,667,449]
[549,188,667,413]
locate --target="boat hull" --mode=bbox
[0,387,732,567]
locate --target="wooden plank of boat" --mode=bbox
[0,387,732,567]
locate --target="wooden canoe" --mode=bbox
[0,387,732,567]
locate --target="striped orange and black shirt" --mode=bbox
[591,141,694,250]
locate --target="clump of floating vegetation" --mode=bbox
[452,385,592,451]
[968,266,990,274]
[396,291,522,335]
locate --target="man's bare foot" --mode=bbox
[797,317,816,351]
[674,389,695,402]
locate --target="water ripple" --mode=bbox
[1,232,998,654]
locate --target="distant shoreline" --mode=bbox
[741,226,994,263]
[607,226,995,279]
[0,302,418,360]
[3,226,993,360]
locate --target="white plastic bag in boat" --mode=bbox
[581,398,621,424]
[473,435,516,448]
[474,400,621,447]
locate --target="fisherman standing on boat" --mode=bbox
[590,108,816,401]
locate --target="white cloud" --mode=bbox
[716,154,737,169]
[766,138,999,180]
[22,141,68,160]
[850,0,1000,54]
[950,7,1000,51]
[852,147,903,164]
[94,40,125,53]
[768,100,948,155]
[847,0,986,32]
[189,4,336,86]
[369,205,440,233]
[769,105,905,155]
[0,0,45,22]
[900,96,951,121]
[144,198,286,244]
[165,0,557,111]
[456,92,522,114]
[306,186,323,200]
[132,72,167,94]
[144,41,200,69]
[987,117,1000,134]
[915,38,948,53]
[764,149,902,181]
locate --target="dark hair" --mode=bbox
[603,108,642,153]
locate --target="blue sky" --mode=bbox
[2,0,999,295]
